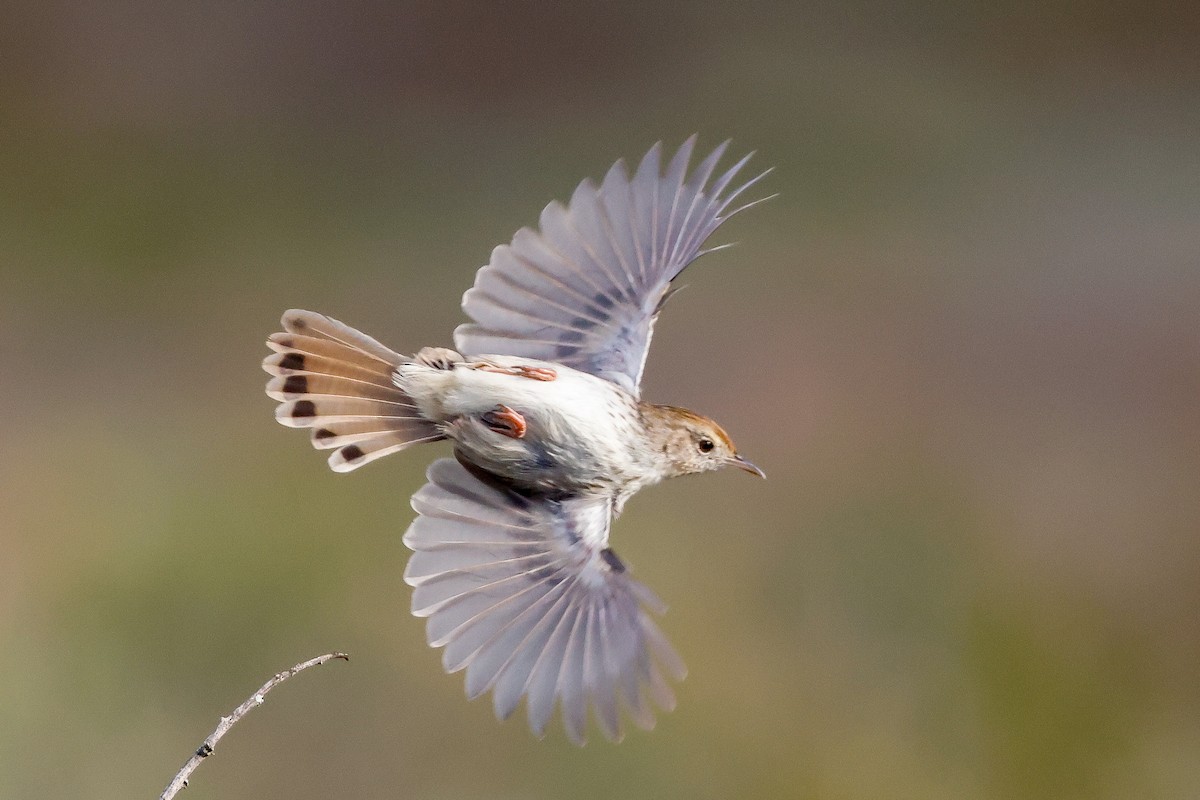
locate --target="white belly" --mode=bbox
[395,355,645,494]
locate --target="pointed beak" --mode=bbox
[732,455,766,479]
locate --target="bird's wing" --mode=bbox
[404,457,686,744]
[454,137,771,396]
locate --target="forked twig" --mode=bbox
[158,652,350,800]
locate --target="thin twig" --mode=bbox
[158,651,350,800]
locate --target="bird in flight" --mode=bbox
[263,137,770,744]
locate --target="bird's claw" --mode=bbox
[470,362,558,382]
[416,347,464,370]
[481,405,527,439]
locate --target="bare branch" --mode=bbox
[158,651,350,800]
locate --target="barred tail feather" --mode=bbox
[263,309,444,472]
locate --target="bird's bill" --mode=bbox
[731,455,766,479]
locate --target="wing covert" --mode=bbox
[403,458,686,744]
[454,137,771,395]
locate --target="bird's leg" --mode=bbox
[415,347,464,370]
[480,404,527,439]
[466,361,558,382]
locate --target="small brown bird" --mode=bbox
[263,137,769,744]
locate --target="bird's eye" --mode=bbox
[698,438,715,453]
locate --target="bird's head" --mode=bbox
[644,405,765,480]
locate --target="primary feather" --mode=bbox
[404,458,685,744]
[455,136,772,396]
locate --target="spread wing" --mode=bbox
[454,137,772,396]
[403,458,686,744]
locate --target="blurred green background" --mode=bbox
[2,2,1198,798]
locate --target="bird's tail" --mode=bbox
[263,309,445,472]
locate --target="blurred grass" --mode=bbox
[2,2,1199,799]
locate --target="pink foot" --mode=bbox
[481,405,527,439]
[473,363,557,382]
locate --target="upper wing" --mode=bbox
[403,458,686,744]
[454,137,772,396]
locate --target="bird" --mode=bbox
[262,137,771,744]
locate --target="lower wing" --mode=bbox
[403,457,686,744]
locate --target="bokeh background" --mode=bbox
[2,2,1198,798]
